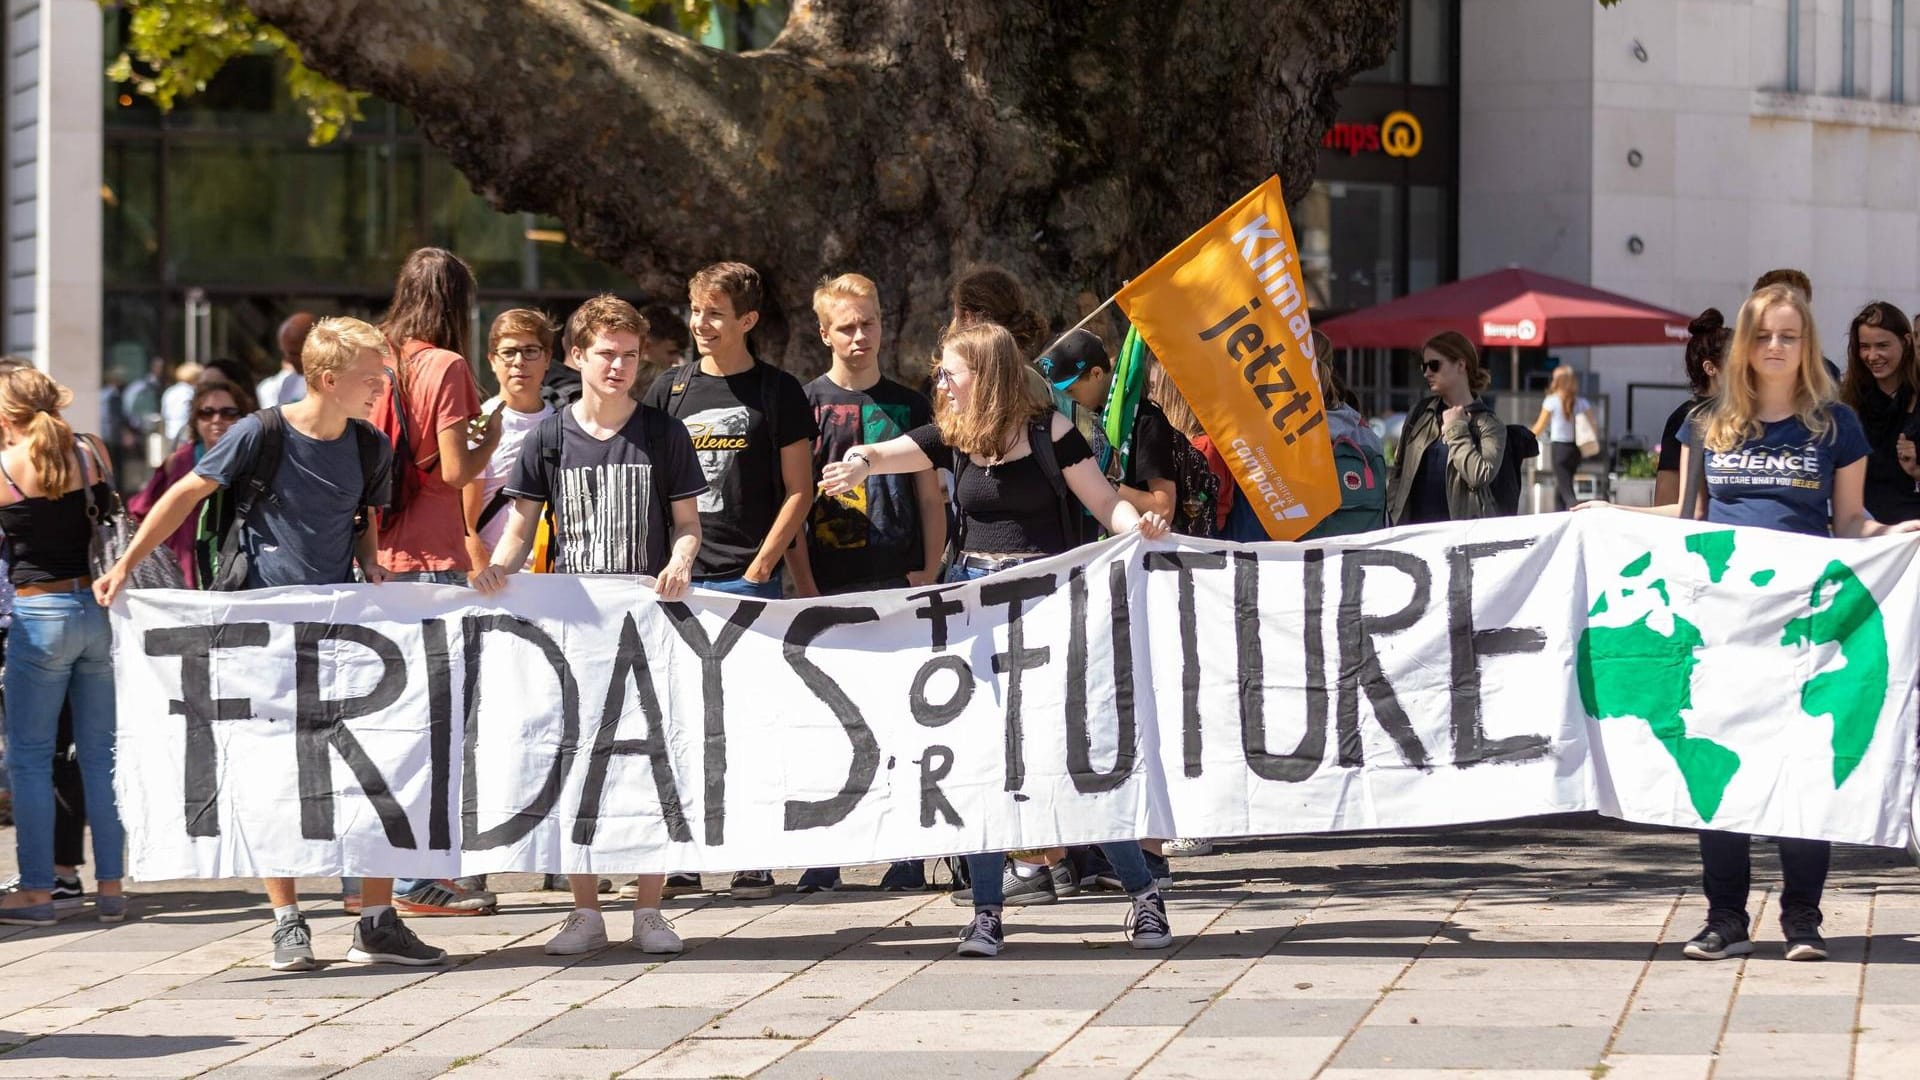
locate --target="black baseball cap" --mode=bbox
[1036,329,1109,390]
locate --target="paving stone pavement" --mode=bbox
[0,814,1917,1078]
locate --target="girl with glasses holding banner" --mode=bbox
[1584,283,1920,963]
[1386,330,1508,525]
[820,321,1174,958]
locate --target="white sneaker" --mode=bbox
[632,907,683,954]
[1163,838,1214,857]
[543,908,608,955]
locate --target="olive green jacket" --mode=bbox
[1386,397,1507,524]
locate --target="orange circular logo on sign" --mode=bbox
[1381,111,1423,158]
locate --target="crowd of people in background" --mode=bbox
[1,248,1916,976]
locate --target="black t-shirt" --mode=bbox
[805,375,935,590]
[906,420,1092,556]
[1854,384,1920,524]
[1403,438,1451,524]
[1119,399,1180,491]
[1657,396,1709,473]
[643,362,817,579]
[505,405,708,576]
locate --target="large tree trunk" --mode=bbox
[247,0,1397,376]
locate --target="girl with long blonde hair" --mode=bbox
[0,367,126,925]
[819,320,1173,959]
[1585,283,1920,963]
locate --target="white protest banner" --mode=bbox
[110,513,1920,881]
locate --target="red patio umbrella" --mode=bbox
[1317,267,1692,350]
[1318,267,1693,411]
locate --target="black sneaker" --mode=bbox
[730,870,776,899]
[1781,906,1828,961]
[1127,890,1174,950]
[662,873,703,897]
[347,909,447,966]
[795,868,840,894]
[541,874,611,893]
[1049,861,1079,898]
[271,914,317,972]
[948,861,1057,906]
[878,860,926,891]
[50,875,85,910]
[956,909,1004,957]
[1683,910,1753,961]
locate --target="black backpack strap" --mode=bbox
[349,419,383,532]
[1027,416,1083,545]
[662,361,698,418]
[948,447,971,556]
[215,407,286,585]
[760,362,784,499]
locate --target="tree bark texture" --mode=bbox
[247,0,1398,375]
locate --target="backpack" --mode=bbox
[1165,436,1221,538]
[366,340,439,531]
[1492,424,1540,516]
[198,407,386,591]
[1301,429,1388,540]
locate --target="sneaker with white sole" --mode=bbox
[1127,890,1174,950]
[956,909,1004,957]
[393,879,496,917]
[271,914,317,972]
[1163,838,1214,857]
[347,909,447,966]
[729,870,776,899]
[544,908,608,955]
[662,873,703,898]
[1683,910,1753,961]
[50,875,85,910]
[1781,905,1828,962]
[632,908,683,954]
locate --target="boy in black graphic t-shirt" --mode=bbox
[641,262,816,600]
[639,262,815,901]
[788,273,947,894]
[473,295,705,959]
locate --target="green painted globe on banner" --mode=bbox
[1576,528,1889,822]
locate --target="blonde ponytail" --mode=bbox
[0,367,77,497]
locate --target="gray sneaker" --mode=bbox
[271,914,317,972]
[347,909,447,966]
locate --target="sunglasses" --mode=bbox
[1421,359,1446,374]
[196,406,242,421]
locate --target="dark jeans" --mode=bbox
[1550,440,1582,511]
[1698,830,1830,919]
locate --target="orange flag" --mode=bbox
[1117,176,1338,540]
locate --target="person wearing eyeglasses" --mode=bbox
[1385,330,1508,525]
[127,374,257,587]
[465,310,559,575]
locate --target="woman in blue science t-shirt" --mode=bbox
[1586,282,1920,966]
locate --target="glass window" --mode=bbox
[1408,185,1449,293]
[1409,0,1453,86]
[165,140,423,287]
[103,142,161,285]
[1298,181,1399,313]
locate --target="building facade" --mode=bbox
[15,1,1920,456]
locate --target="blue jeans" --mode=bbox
[698,570,782,599]
[967,842,1154,908]
[945,555,1046,585]
[389,570,467,895]
[4,592,123,890]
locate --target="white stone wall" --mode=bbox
[1461,0,1920,443]
[7,0,100,431]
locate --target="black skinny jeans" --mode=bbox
[1550,440,1582,511]
[1698,829,1829,921]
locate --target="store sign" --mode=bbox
[1322,110,1423,158]
[1483,319,1541,344]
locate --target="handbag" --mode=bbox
[1573,410,1601,459]
[78,438,185,591]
